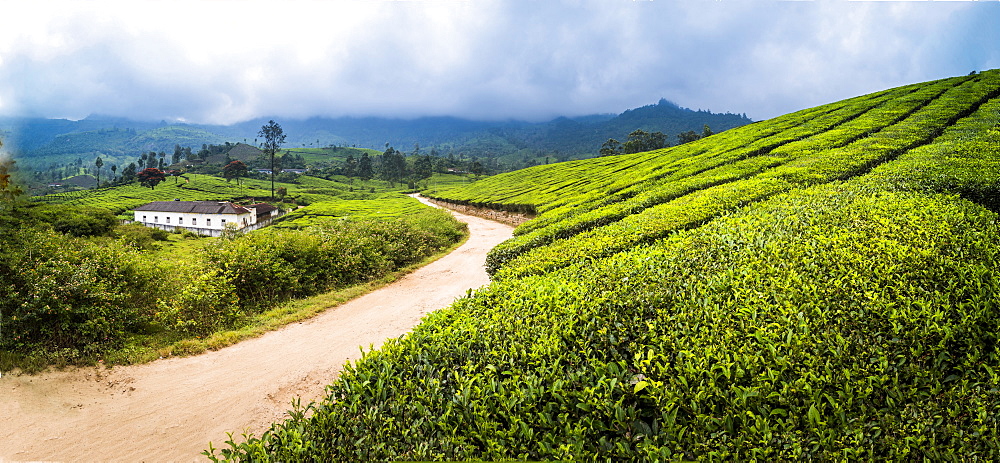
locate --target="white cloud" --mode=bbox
[0,0,996,124]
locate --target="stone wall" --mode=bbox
[425,198,534,227]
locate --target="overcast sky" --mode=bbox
[0,0,997,125]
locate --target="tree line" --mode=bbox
[599,125,715,156]
[310,143,488,188]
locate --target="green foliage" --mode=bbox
[137,168,166,189]
[358,153,373,181]
[259,119,286,199]
[215,70,1000,460]
[11,203,119,238]
[0,227,162,355]
[29,173,356,218]
[1,192,466,364]
[273,194,434,229]
[377,146,408,186]
[155,266,241,335]
[214,186,1000,461]
[51,207,117,237]
[114,223,169,250]
[599,138,622,156]
[203,208,466,310]
[622,128,667,154]
[0,157,23,208]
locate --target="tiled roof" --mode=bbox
[134,201,250,214]
[250,203,278,216]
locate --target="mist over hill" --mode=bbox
[1,100,750,169]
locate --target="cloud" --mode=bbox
[0,0,997,125]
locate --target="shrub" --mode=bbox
[0,227,162,354]
[20,203,118,237]
[203,209,466,311]
[155,266,241,335]
[114,223,165,250]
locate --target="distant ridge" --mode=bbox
[1,100,751,169]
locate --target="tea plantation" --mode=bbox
[212,71,1000,460]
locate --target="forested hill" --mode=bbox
[223,70,1000,460]
[1,100,749,168]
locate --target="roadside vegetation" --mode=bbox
[215,70,1000,460]
[0,187,467,373]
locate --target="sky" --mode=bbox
[0,0,997,125]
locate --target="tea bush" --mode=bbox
[487,73,999,279]
[212,70,1000,460]
[214,185,1000,461]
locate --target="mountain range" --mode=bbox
[1,100,751,169]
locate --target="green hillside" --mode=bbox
[30,173,371,220]
[216,72,1000,460]
[281,146,381,165]
[126,125,226,153]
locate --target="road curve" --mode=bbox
[0,196,513,462]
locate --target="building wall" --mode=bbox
[133,210,254,236]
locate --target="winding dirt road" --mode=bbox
[0,197,512,462]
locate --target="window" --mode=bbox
[206,218,211,226]
[143,215,147,222]
[166,217,170,224]
[221,219,226,225]
[179,217,183,225]
[192,218,197,226]
[154,216,158,223]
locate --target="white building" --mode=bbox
[133,200,257,237]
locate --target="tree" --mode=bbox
[358,152,373,181]
[222,160,248,196]
[110,164,117,183]
[622,129,667,154]
[173,144,183,165]
[414,154,433,184]
[0,157,23,212]
[469,160,485,178]
[122,162,137,183]
[137,168,166,189]
[378,147,407,186]
[258,120,286,200]
[94,156,103,187]
[600,138,622,156]
[677,130,701,145]
[702,124,714,138]
[343,154,358,182]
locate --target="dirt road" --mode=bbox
[0,197,512,462]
